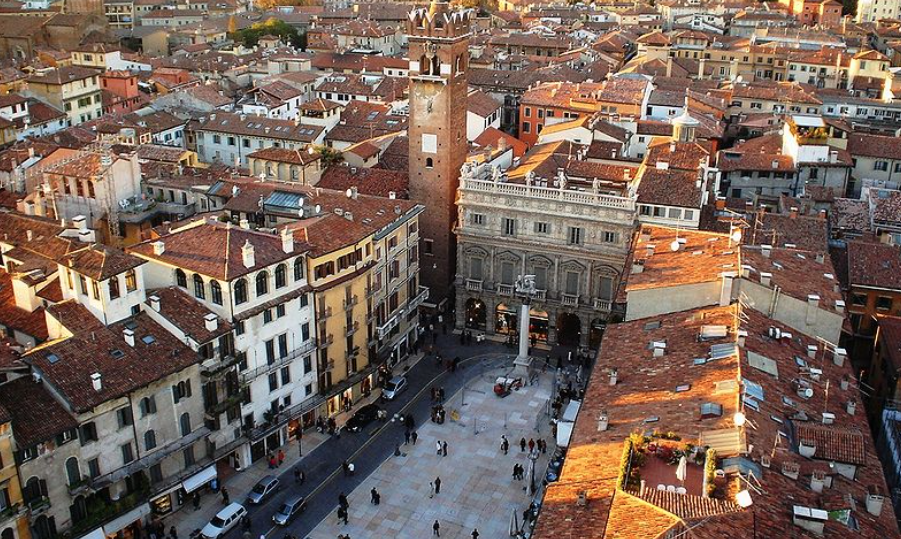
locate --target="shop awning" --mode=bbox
[182,465,217,494]
[556,421,574,449]
[103,503,150,535]
[80,528,105,539]
[562,399,581,423]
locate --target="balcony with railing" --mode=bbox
[408,285,429,311]
[318,334,334,348]
[562,294,579,307]
[466,279,483,292]
[345,321,360,337]
[497,284,515,296]
[239,339,316,384]
[366,284,381,298]
[535,290,546,301]
[316,306,333,322]
[593,298,612,311]
[345,346,360,361]
[27,497,50,518]
[378,314,400,339]
[343,295,359,310]
[199,353,241,379]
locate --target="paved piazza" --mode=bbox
[308,360,557,538]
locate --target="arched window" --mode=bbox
[419,55,428,74]
[210,281,223,305]
[431,56,440,76]
[256,271,269,296]
[2,526,15,539]
[33,515,56,539]
[294,258,304,281]
[275,264,287,289]
[234,279,248,304]
[193,274,205,300]
[180,413,191,436]
[144,430,157,451]
[175,269,187,288]
[24,476,47,504]
[65,457,80,487]
[426,158,434,168]
[139,396,156,417]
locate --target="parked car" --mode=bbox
[246,475,280,505]
[201,503,246,539]
[272,495,307,526]
[382,376,408,401]
[346,404,383,432]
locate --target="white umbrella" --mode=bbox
[676,455,688,484]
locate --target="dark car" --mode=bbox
[346,404,382,432]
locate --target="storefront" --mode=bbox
[182,465,217,496]
[102,503,150,539]
[464,298,486,330]
[529,308,549,343]
[327,394,341,416]
[495,304,517,336]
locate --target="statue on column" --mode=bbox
[513,274,537,377]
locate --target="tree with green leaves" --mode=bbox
[316,146,344,167]
[229,18,306,49]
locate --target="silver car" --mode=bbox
[382,376,408,401]
[272,495,306,526]
[246,475,280,505]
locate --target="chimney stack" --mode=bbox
[760,272,772,287]
[807,344,818,358]
[833,347,846,367]
[847,400,857,415]
[152,241,165,256]
[790,206,799,219]
[609,369,617,386]
[91,372,102,392]
[282,228,294,254]
[240,218,251,229]
[810,471,825,493]
[761,244,772,258]
[597,411,609,432]
[149,295,160,312]
[123,328,135,347]
[867,487,885,517]
[242,240,255,268]
[204,313,218,332]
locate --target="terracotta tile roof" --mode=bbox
[831,197,871,234]
[0,376,77,447]
[796,424,867,465]
[27,66,100,85]
[37,277,62,303]
[847,240,901,290]
[27,301,200,413]
[466,90,502,118]
[61,244,145,282]
[147,286,232,344]
[129,219,309,281]
[626,225,740,293]
[747,212,828,253]
[848,132,901,160]
[629,488,741,519]
[645,139,710,171]
[247,147,320,166]
[375,135,409,171]
[317,165,408,199]
[0,272,48,341]
[869,188,901,224]
[200,112,323,144]
[636,166,701,208]
[731,82,821,105]
[742,246,843,309]
[717,135,795,173]
[473,127,528,158]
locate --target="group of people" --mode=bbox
[316,416,339,435]
[144,521,175,539]
[266,449,286,469]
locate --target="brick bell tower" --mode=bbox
[407,0,472,311]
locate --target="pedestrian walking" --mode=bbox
[520,438,527,452]
[433,520,441,536]
[435,477,441,494]
[436,440,442,455]
[294,467,301,483]
[539,439,547,454]
[528,439,535,452]
[221,487,230,504]
[411,430,418,444]
[404,429,411,445]
[471,530,479,539]
[512,464,519,480]
[337,507,348,525]
[429,481,435,499]
[192,492,200,511]
[169,527,177,539]
[442,441,448,456]
[370,488,379,504]
[501,435,509,455]
[278,449,285,466]
[338,493,348,509]
[268,454,277,469]
[342,460,350,476]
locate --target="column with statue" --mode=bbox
[513,274,537,377]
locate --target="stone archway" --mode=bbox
[464,298,486,330]
[556,312,582,346]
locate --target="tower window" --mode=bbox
[426,158,433,168]
[432,56,440,76]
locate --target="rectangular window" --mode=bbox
[268,372,278,392]
[266,339,276,365]
[602,231,618,243]
[500,262,515,285]
[470,258,483,280]
[88,458,101,479]
[116,407,133,429]
[236,320,245,336]
[264,309,273,324]
[281,366,290,385]
[276,304,286,318]
[598,276,614,300]
[301,322,310,342]
[502,218,516,236]
[565,271,579,295]
[80,422,98,444]
[303,355,312,374]
[469,213,485,225]
[278,334,288,358]
[183,446,195,467]
[523,121,530,133]
[568,227,583,245]
[877,296,893,311]
[534,222,550,234]
[533,266,547,290]
[875,161,889,171]
[121,443,134,464]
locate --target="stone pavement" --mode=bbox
[307,362,557,539]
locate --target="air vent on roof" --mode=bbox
[700,325,728,340]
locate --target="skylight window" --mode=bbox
[142,335,156,345]
[46,353,60,364]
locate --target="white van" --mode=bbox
[201,503,246,539]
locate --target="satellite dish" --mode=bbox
[315,204,321,214]
[736,490,753,508]
[670,240,680,252]
[298,208,304,218]
[346,188,353,198]
[733,411,746,427]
